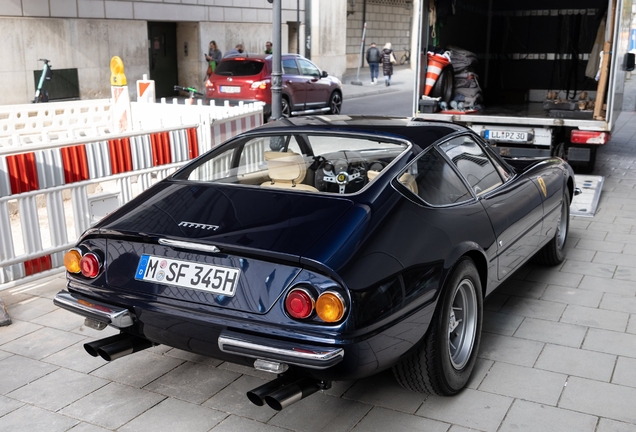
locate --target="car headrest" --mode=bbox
[264,151,307,183]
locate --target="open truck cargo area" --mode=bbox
[414,0,632,173]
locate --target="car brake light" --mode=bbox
[250,80,269,90]
[79,252,102,278]
[316,292,346,323]
[570,130,611,144]
[285,288,315,319]
[64,249,82,273]
[233,57,246,61]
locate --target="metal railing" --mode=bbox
[0,98,264,288]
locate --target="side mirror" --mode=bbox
[321,70,328,78]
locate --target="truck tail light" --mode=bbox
[571,130,611,145]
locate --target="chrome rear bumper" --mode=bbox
[218,330,344,370]
[54,291,134,328]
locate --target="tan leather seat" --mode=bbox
[367,169,418,195]
[261,151,318,192]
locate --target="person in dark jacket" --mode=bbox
[366,42,381,84]
[381,43,395,86]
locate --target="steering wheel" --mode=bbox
[314,151,367,194]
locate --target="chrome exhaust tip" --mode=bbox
[96,335,153,361]
[246,375,299,406]
[246,375,331,411]
[263,377,323,411]
[84,333,131,357]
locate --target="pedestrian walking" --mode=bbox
[264,41,273,54]
[381,42,396,86]
[204,41,222,80]
[366,42,381,84]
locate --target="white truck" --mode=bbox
[413,0,632,172]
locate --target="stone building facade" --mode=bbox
[345,0,415,69]
[0,0,353,105]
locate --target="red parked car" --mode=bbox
[205,54,343,118]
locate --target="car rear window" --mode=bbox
[215,60,265,76]
[176,133,410,195]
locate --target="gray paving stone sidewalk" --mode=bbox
[1,112,636,431]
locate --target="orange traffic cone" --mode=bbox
[424,53,450,96]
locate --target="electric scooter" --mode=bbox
[174,85,204,105]
[33,59,53,103]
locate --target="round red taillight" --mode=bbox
[285,288,315,319]
[79,253,101,278]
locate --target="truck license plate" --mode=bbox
[485,130,529,142]
[135,254,240,296]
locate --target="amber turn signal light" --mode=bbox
[63,249,82,273]
[316,291,346,323]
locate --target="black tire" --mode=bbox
[533,192,570,266]
[399,54,407,65]
[328,91,343,114]
[281,96,291,118]
[552,142,566,159]
[393,257,483,395]
[430,66,454,104]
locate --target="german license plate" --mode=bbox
[220,86,240,94]
[135,254,240,296]
[485,130,529,142]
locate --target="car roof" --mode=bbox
[250,116,467,151]
[221,53,305,61]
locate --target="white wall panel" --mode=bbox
[50,0,77,17]
[22,0,48,16]
[77,0,105,18]
[105,1,133,19]
[0,0,23,16]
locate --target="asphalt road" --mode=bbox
[341,89,415,117]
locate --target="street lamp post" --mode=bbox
[271,0,283,120]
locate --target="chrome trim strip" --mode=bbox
[218,334,344,370]
[54,291,134,328]
[158,239,220,253]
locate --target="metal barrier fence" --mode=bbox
[0,99,264,287]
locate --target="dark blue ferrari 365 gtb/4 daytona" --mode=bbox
[54,116,576,410]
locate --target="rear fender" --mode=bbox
[442,242,490,298]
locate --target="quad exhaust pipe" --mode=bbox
[84,333,153,362]
[247,375,330,411]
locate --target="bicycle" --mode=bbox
[399,47,411,65]
[174,85,205,105]
[33,59,53,103]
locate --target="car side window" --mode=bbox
[282,59,299,75]
[483,144,513,182]
[439,136,503,196]
[402,148,473,206]
[297,59,320,77]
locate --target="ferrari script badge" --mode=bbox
[537,177,547,197]
[178,221,219,231]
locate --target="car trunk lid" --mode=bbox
[99,181,353,313]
